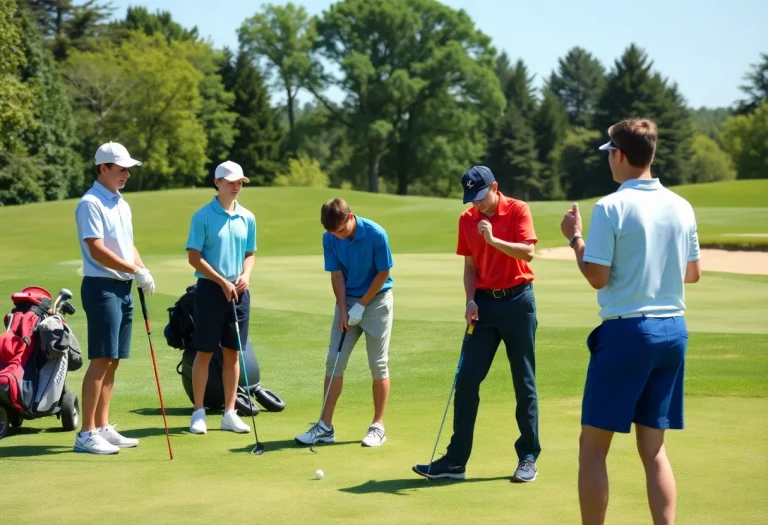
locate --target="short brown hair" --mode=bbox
[608,118,658,167]
[321,197,351,231]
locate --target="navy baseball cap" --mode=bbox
[461,166,495,204]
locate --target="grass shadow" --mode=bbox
[130,407,198,417]
[0,444,72,458]
[340,476,512,496]
[228,439,360,454]
[121,426,188,439]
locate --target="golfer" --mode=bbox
[186,161,256,436]
[295,197,394,448]
[413,166,541,482]
[560,118,701,525]
[74,141,156,455]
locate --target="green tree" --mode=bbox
[21,0,114,61]
[273,154,329,187]
[115,6,199,42]
[547,46,605,127]
[594,44,694,196]
[16,10,81,199]
[238,2,316,135]
[497,54,537,119]
[0,0,35,155]
[691,106,731,146]
[689,133,737,183]
[532,88,568,199]
[0,153,45,205]
[220,47,284,185]
[559,126,603,200]
[722,100,768,179]
[734,53,768,116]
[311,0,504,194]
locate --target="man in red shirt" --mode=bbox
[413,165,541,482]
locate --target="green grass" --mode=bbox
[1,182,767,524]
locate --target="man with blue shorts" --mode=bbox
[74,142,156,455]
[560,118,702,525]
[186,161,256,436]
[295,197,394,448]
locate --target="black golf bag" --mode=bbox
[164,284,285,416]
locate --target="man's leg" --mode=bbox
[636,425,676,525]
[444,314,501,466]
[221,347,240,412]
[192,351,213,410]
[80,358,115,432]
[372,378,389,425]
[321,325,362,427]
[500,286,541,475]
[359,291,393,446]
[95,359,120,428]
[579,425,614,525]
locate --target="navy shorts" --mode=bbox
[194,278,250,353]
[581,316,688,433]
[81,276,134,360]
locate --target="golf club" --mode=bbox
[59,301,76,317]
[138,288,174,460]
[425,320,475,479]
[52,288,72,315]
[231,300,265,455]
[310,327,347,453]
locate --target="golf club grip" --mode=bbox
[138,288,149,321]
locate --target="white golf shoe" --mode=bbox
[98,424,139,448]
[73,430,120,455]
[361,422,387,447]
[295,421,335,445]
[221,410,250,433]
[189,408,207,434]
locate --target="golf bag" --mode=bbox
[164,284,285,415]
[0,286,80,439]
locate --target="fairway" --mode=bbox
[1,184,767,524]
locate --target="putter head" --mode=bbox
[251,443,266,455]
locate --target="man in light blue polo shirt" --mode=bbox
[295,197,394,448]
[74,141,156,455]
[560,118,701,525]
[186,160,256,436]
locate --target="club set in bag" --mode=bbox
[425,320,475,479]
[138,289,174,460]
[310,327,347,453]
[53,288,73,314]
[231,300,265,455]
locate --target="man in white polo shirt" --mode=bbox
[73,141,156,455]
[560,118,701,525]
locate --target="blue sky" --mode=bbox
[107,0,767,109]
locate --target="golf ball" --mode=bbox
[314,469,324,480]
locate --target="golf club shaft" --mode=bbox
[427,322,475,476]
[231,300,262,451]
[318,329,346,423]
[138,289,174,460]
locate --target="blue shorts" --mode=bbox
[193,278,250,353]
[81,276,134,360]
[582,316,688,433]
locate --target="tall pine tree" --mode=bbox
[547,47,605,128]
[220,48,284,186]
[532,88,568,199]
[593,44,694,196]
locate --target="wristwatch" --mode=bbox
[569,233,583,248]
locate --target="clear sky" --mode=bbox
[107,0,767,109]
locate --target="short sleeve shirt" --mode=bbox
[456,192,537,289]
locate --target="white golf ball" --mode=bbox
[314,469,324,480]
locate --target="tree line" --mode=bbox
[1,0,766,206]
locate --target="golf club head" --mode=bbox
[60,288,73,300]
[60,301,76,316]
[251,443,266,455]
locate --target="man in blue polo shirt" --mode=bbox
[295,197,394,448]
[560,118,701,525]
[74,141,156,455]
[186,160,256,436]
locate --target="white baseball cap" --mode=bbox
[215,160,250,183]
[95,142,143,167]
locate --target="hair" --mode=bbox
[608,118,658,168]
[96,162,115,176]
[320,197,351,231]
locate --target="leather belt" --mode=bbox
[478,282,530,299]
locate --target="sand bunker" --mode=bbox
[536,247,768,276]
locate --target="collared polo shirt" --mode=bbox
[75,181,135,281]
[583,178,700,320]
[323,216,394,297]
[186,196,257,282]
[456,192,537,289]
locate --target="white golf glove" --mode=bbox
[348,302,365,326]
[134,267,155,296]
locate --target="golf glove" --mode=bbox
[134,267,155,296]
[348,302,365,326]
